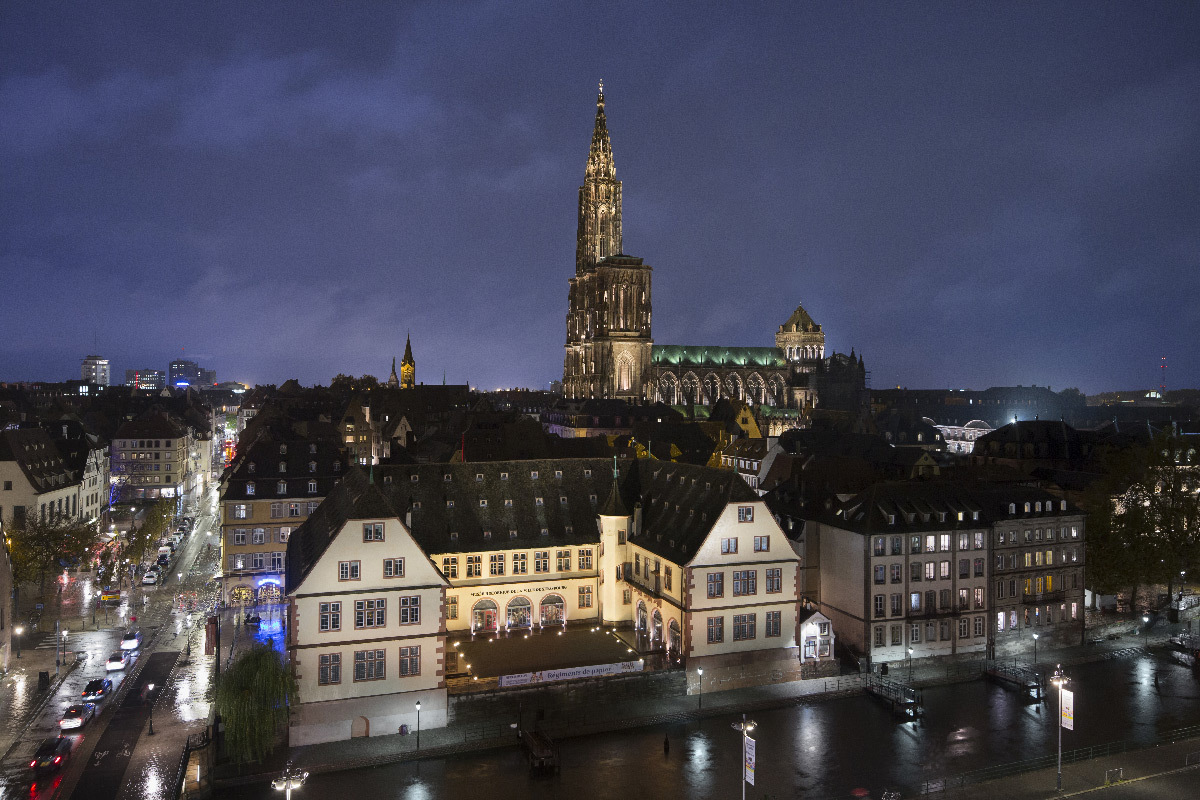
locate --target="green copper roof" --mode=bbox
[652,345,787,369]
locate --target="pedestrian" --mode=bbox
[663,734,669,755]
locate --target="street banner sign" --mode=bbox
[744,736,756,786]
[1061,688,1074,731]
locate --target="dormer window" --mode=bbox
[1009,503,1016,514]
[560,496,568,505]
[539,528,548,536]
[1035,502,1042,512]
[583,469,591,478]
[412,501,421,509]
[1024,502,1031,513]
[500,472,509,481]
[450,531,459,541]
[483,530,492,540]
[279,445,287,455]
[309,461,317,473]
[564,525,573,535]
[535,497,544,506]
[504,498,513,508]
[279,462,287,473]
[479,499,487,507]
[972,511,980,521]
[509,530,518,539]
[246,482,255,495]
[277,481,287,494]
[383,475,391,484]
[476,473,484,482]
[248,462,256,473]
[333,461,340,472]
[309,444,317,454]
[887,514,895,525]
[531,470,539,479]
[590,494,597,503]
[555,470,563,479]
[446,499,455,508]
[410,474,419,483]
[1059,500,1066,511]
[444,474,452,483]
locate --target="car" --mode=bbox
[142,571,160,586]
[157,554,171,567]
[58,703,96,730]
[106,650,131,671]
[245,614,262,628]
[81,678,113,702]
[29,736,71,774]
[120,630,142,650]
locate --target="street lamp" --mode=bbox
[14,625,23,658]
[272,762,309,800]
[907,647,914,682]
[415,700,421,750]
[147,683,156,735]
[1032,631,1039,666]
[1050,664,1069,792]
[731,714,757,800]
[1143,613,1150,647]
[697,667,704,710]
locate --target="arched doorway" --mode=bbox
[230,586,253,604]
[257,582,281,603]
[472,599,498,633]
[636,601,648,632]
[351,716,369,738]
[506,596,532,629]
[668,619,681,659]
[651,609,663,645]
[540,594,565,626]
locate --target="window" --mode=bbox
[891,625,903,646]
[959,618,970,639]
[939,534,951,552]
[958,588,969,609]
[874,565,885,585]
[276,481,287,494]
[270,502,283,518]
[766,568,782,593]
[399,645,421,676]
[447,596,458,619]
[974,532,984,549]
[319,602,341,632]
[891,536,903,555]
[355,599,387,628]
[490,554,505,576]
[246,482,255,496]
[467,555,481,577]
[271,551,284,570]
[306,501,318,514]
[974,558,984,577]
[442,557,458,578]
[765,611,782,637]
[354,649,385,681]
[664,566,673,590]
[383,558,405,578]
[890,593,901,616]
[557,550,572,571]
[974,587,984,609]
[939,560,950,579]
[530,470,539,480]
[939,589,951,609]
[873,595,885,618]
[233,530,247,546]
[398,596,420,624]
[911,562,922,582]
[753,535,770,552]
[623,589,632,605]
[959,559,969,579]
[910,623,921,643]
[925,562,935,581]
[535,551,548,573]
[958,532,969,551]
[890,564,902,584]
[252,528,266,544]
[578,586,593,608]
[874,627,885,648]
[318,653,341,685]
[308,480,318,494]
[925,535,936,553]
[233,504,247,519]
[737,506,754,522]
[511,552,528,574]
[338,561,360,581]
[535,497,544,507]
[733,570,757,596]
[634,553,641,575]
[733,614,756,641]
[873,537,886,556]
[579,548,593,570]
[708,617,724,643]
[721,537,738,554]
[707,572,724,598]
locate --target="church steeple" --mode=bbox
[576,81,622,273]
[386,356,399,388]
[400,334,415,389]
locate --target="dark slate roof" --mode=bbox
[112,411,186,441]
[222,436,347,501]
[813,481,1081,535]
[0,428,76,492]
[286,467,401,592]
[778,303,821,332]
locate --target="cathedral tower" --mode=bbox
[564,84,653,401]
[400,335,415,389]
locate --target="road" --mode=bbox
[0,487,222,800]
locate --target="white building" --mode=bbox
[80,355,110,387]
[0,428,80,528]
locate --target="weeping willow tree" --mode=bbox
[215,645,297,764]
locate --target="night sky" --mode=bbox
[2,2,1197,394]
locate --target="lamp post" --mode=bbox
[1050,664,1069,792]
[14,626,22,658]
[147,683,156,735]
[731,714,757,800]
[697,667,704,710]
[272,762,309,800]
[907,647,914,682]
[1032,631,1039,666]
[1143,613,1150,647]
[415,700,421,750]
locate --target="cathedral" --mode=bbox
[563,85,862,414]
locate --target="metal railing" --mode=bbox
[171,728,211,800]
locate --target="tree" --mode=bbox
[215,645,297,764]
[7,515,100,596]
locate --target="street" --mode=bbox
[0,487,222,800]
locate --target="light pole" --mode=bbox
[1032,631,1039,666]
[907,647,914,682]
[272,762,309,800]
[697,667,704,710]
[14,626,22,658]
[415,700,421,750]
[1051,664,1069,792]
[147,683,156,735]
[1143,613,1150,647]
[731,714,756,800]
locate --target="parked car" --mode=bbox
[58,703,96,730]
[245,614,262,628]
[106,650,131,671]
[157,554,171,567]
[29,737,71,774]
[141,571,160,586]
[120,630,142,650]
[81,678,112,702]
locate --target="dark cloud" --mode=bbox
[1,1,1197,393]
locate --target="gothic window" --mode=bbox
[617,356,633,392]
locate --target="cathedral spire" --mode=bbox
[400,334,415,389]
[386,356,399,388]
[576,82,623,273]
